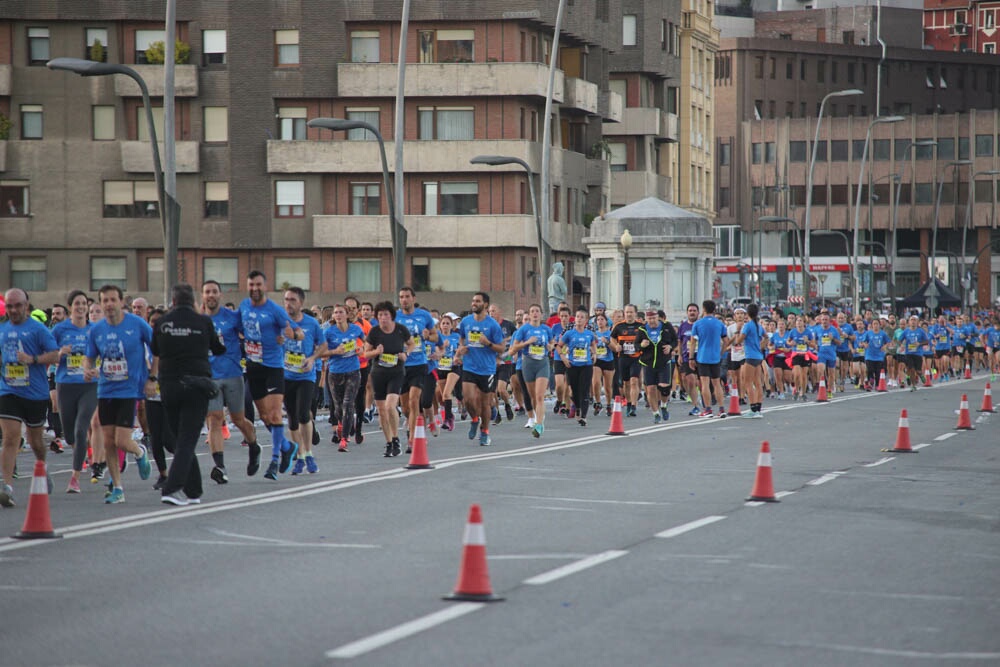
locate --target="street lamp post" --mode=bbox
[962,168,1000,312]
[308,118,406,295]
[621,229,633,306]
[47,57,178,305]
[803,88,863,293]
[851,115,904,316]
[759,215,806,302]
[932,159,971,286]
[814,230,853,308]
[471,155,548,309]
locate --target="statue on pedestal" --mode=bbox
[547,261,567,314]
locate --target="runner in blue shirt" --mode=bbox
[435,316,462,432]
[813,313,841,395]
[0,288,61,508]
[559,306,598,427]
[899,315,931,390]
[834,312,855,392]
[456,292,506,446]
[929,315,953,381]
[983,319,1000,376]
[84,285,153,503]
[786,316,816,401]
[395,287,439,447]
[509,304,554,437]
[688,300,730,418]
[592,313,616,417]
[676,303,702,415]
[731,303,767,417]
[280,287,326,477]
[858,317,890,389]
[324,304,365,451]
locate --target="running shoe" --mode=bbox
[247,441,262,476]
[468,420,479,440]
[653,413,662,424]
[593,402,602,414]
[210,465,229,485]
[777,393,786,400]
[741,411,756,419]
[279,442,298,474]
[291,458,305,475]
[752,411,764,419]
[524,417,536,429]
[153,475,167,491]
[355,428,365,445]
[553,401,562,415]
[91,462,106,483]
[689,406,701,416]
[105,487,125,504]
[0,484,14,507]
[606,406,612,417]
[568,404,576,419]
[119,451,128,474]
[305,456,318,474]
[264,460,279,480]
[717,409,727,419]
[532,423,544,438]
[336,423,343,443]
[479,431,492,447]
[578,418,587,427]
[659,406,670,422]
[338,440,349,453]
[628,405,638,417]
[391,438,401,457]
[504,403,514,421]
[66,477,81,494]
[384,443,393,458]
[699,408,714,417]
[135,445,152,481]
[429,420,438,437]
[491,407,501,425]
[161,491,189,506]
[443,416,454,432]
[49,438,65,454]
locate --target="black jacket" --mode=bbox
[151,304,225,382]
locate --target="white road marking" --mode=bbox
[523,550,629,585]
[782,641,1000,660]
[529,505,597,513]
[864,457,896,467]
[325,602,485,659]
[517,495,665,506]
[807,473,845,486]
[912,443,932,451]
[935,432,958,441]
[489,553,589,560]
[775,491,796,498]
[655,515,726,538]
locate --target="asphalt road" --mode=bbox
[1,376,998,667]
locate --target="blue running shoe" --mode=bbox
[135,445,151,481]
[479,431,491,447]
[468,420,478,440]
[105,487,125,504]
[689,406,701,416]
[532,423,543,438]
[660,406,670,422]
[279,442,298,474]
[305,455,318,474]
[290,458,305,475]
[653,413,661,424]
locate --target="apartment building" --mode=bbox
[925,0,1000,53]
[0,1,635,311]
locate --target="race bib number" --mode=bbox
[528,344,545,360]
[284,351,306,372]
[103,359,128,382]
[596,345,607,358]
[467,331,484,348]
[796,343,807,352]
[821,335,831,346]
[439,356,453,371]
[572,347,587,360]
[622,342,635,355]
[245,340,263,363]
[378,353,398,368]
[939,335,948,344]
[3,363,28,387]
[341,340,356,356]
[67,354,85,376]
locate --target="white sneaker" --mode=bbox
[524,417,536,429]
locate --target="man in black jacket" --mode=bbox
[638,306,678,424]
[148,284,226,506]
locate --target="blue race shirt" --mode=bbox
[740,320,766,360]
[861,330,890,361]
[691,317,728,364]
[209,307,244,380]
[595,329,614,362]
[815,325,841,358]
[512,324,553,362]
[787,328,815,353]
[1,318,59,400]
[458,315,504,376]
[436,332,461,372]
[900,327,929,354]
[985,327,1000,348]
[770,330,788,355]
[86,313,153,400]
[51,320,93,385]
[395,308,436,368]
[324,323,364,374]
[549,322,568,359]
[239,298,296,369]
[836,323,855,353]
[283,315,324,381]
[560,328,597,366]
[929,324,952,350]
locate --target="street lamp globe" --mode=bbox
[620,229,633,249]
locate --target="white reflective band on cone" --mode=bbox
[898,417,909,427]
[961,401,969,408]
[415,425,425,438]
[463,523,486,546]
[30,474,47,495]
[757,452,772,467]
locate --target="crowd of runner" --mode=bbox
[2,274,1000,508]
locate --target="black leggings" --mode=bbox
[283,380,315,430]
[330,370,361,439]
[565,365,594,418]
[865,359,886,385]
[516,369,533,412]
[56,382,98,473]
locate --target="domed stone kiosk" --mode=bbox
[583,197,715,322]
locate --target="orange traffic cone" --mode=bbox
[877,369,888,392]
[606,396,627,436]
[964,362,972,380]
[747,441,779,502]
[816,377,829,403]
[978,383,996,413]
[923,369,933,388]
[726,384,742,416]
[405,416,434,470]
[12,461,61,540]
[956,394,975,430]
[443,504,503,602]
[882,409,915,453]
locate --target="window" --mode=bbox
[436,29,474,62]
[275,29,300,66]
[812,140,827,162]
[631,258,664,311]
[1,181,30,217]
[714,226,742,258]
[136,106,165,142]
[275,258,310,290]
[418,107,473,140]
[203,106,228,143]
[800,59,807,81]
[831,140,848,161]
[986,43,996,55]
[937,137,955,160]
[146,257,164,296]
[817,60,825,83]
[959,136,970,160]
[914,183,934,204]
[204,182,229,218]
[439,182,478,215]
[102,181,158,218]
[789,141,807,162]
[853,139,867,160]
[719,143,731,166]
[351,30,380,62]
[428,258,480,291]
[86,28,109,61]
[10,258,46,291]
[830,184,848,205]
[843,31,854,45]
[718,187,730,210]
[786,59,793,79]
[671,259,695,311]
[93,105,115,140]
[985,10,996,29]
[661,20,668,51]
[872,139,890,161]
[765,142,776,164]
[202,29,227,65]
[831,62,838,83]
[28,27,49,65]
[608,142,627,172]
[623,15,637,46]
[275,181,305,217]
[278,107,306,140]
[976,134,994,157]
[203,257,239,291]
[753,56,764,79]
[351,183,380,215]
[135,30,165,64]
[20,105,43,139]
[91,257,126,291]
[751,143,762,164]
[346,108,379,141]
[347,259,380,292]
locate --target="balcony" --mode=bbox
[114,65,198,97]
[599,90,623,123]
[0,64,11,96]
[337,62,563,101]
[603,108,678,142]
[120,141,200,173]
[563,77,599,115]
[611,171,671,206]
[313,214,587,253]
[267,139,540,174]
